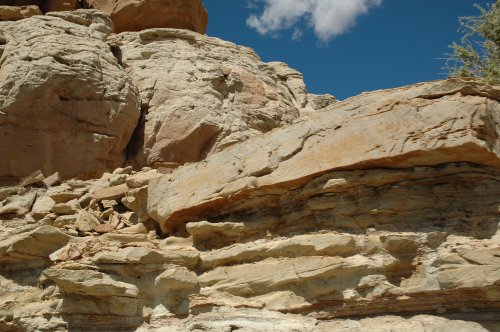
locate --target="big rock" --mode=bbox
[87,0,208,34]
[0,1,81,12]
[110,29,332,168]
[148,78,500,232]
[0,0,208,34]
[0,10,140,180]
[0,5,41,21]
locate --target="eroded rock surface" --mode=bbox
[0,77,498,331]
[148,78,500,232]
[0,0,208,34]
[0,5,41,21]
[0,6,498,332]
[87,0,208,34]
[110,29,333,168]
[0,10,140,180]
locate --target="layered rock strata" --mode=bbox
[0,78,498,331]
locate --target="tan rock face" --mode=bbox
[0,9,499,331]
[1,79,499,331]
[110,29,330,168]
[0,10,140,180]
[148,78,500,232]
[0,0,208,34]
[0,5,41,21]
[87,0,208,34]
[0,1,85,13]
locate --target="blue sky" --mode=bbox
[204,0,488,100]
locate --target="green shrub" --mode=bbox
[446,1,499,84]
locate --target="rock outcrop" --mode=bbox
[111,29,331,168]
[87,0,208,34]
[0,10,140,180]
[148,78,500,232]
[1,77,498,331]
[0,5,41,21]
[0,0,208,34]
[0,6,499,332]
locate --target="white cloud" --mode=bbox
[246,0,383,43]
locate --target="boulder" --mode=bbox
[154,266,199,292]
[0,10,140,180]
[0,191,37,216]
[0,226,72,266]
[0,1,87,13]
[43,268,139,297]
[87,0,208,34]
[109,29,327,169]
[0,5,41,21]
[75,210,101,232]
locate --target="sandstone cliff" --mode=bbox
[0,5,499,332]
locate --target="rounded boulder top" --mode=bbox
[0,0,209,34]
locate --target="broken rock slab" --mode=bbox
[0,226,72,268]
[148,78,500,232]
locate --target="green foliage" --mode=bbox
[446,1,500,84]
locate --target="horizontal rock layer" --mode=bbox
[0,78,498,331]
[0,7,499,331]
[148,78,500,232]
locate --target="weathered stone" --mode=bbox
[52,199,80,215]
[0,10,140,180]
[0,226,71,266]
[116,222,148,234]
[87,0,208,34]
[93,246,199,268]
[126,171,162,189]
[200,233,357,270]
[42,172,61,187]
[0,186,21,201]
[112,166,133,175]
[0,5,41,21]
[48,188,83,203]
[18,170,45,187]
[54,214,78,228]
[92,184,129,201]
[199,255,384,298]
[110,29,325,169]
[317,315,491,332]
[186,221,247,238]
[109,173,127,186]
[0,191,36,216]
[0,8,499,330]
[148,78,500,232]
[437,266,500,289]
[155,266,198,292]
[75,210,101,232]
[121,186,149,221]
[460,248,500,265]
[43,268,139,297]
[31,195,56,219]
